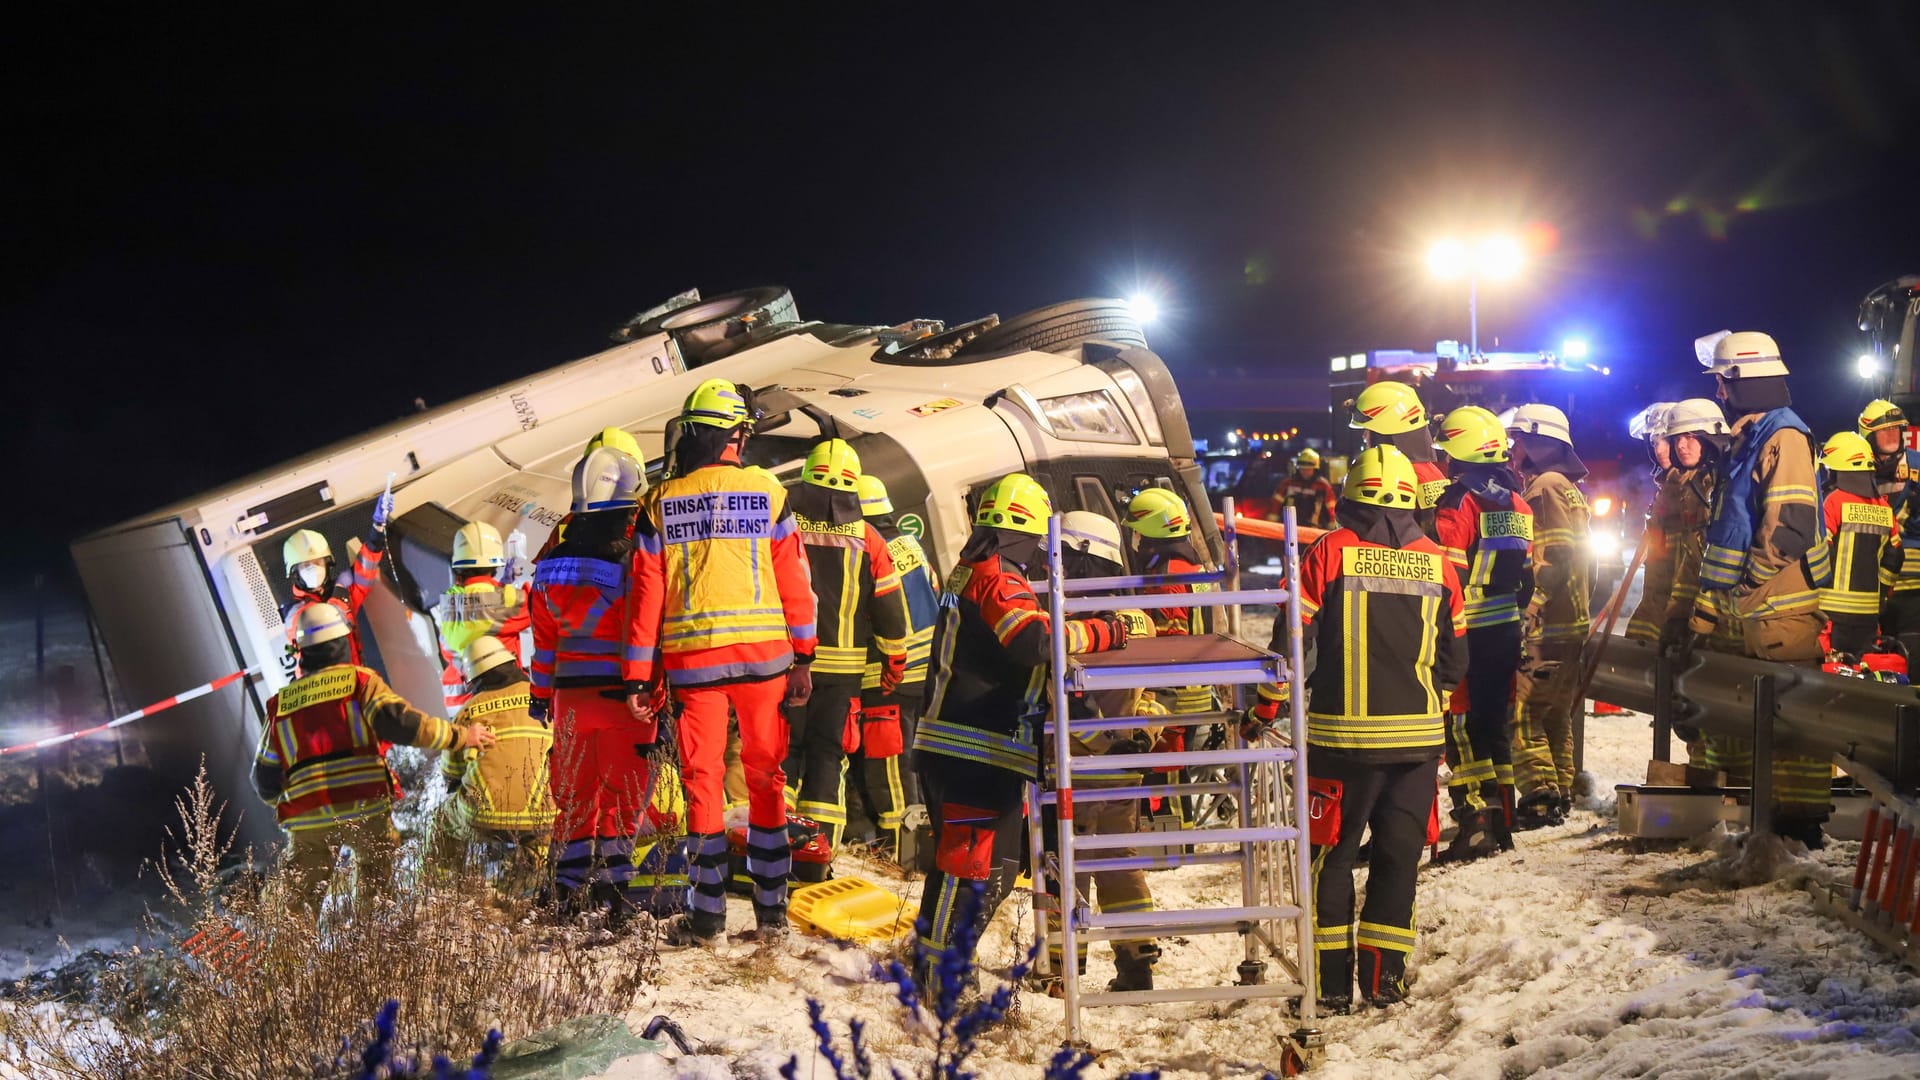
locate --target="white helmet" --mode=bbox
[1060,510,1126,570]
[283,529,332,575]
[570,446,645,512]
[1506,403,1574,447]
[1628,402,1678,442]
[457,636,516,681]
[293,602,351,649]
[451,521,506,570]
[1664,398,1731,438]
[1703,330,1789,379]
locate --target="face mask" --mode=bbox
[297,564,327,590]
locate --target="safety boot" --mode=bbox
[1110,946,1157,992]
[1433,807,1500,864]
[1512,790,1565,831]
[1490,784,1517,852]
[1358,947,1409,1009]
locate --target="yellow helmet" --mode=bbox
[585,426,642,459]
[680,378,753,429]
[1347,381,1427,435]
[1435,406,1511,464]
[856,473,893,516]
[451,521,506,570]
[974,472,1052,536]
[282,529,332,575]
[803,439,862,491]
[1860,399,1908,436]
[1292,448,1321,470]
[1821,431,1875,472]
[1343,445,1420,507]
[1123,487,1193,539]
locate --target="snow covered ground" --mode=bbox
[582,611,1920,1078]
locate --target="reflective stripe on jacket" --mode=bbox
[442,683,555,831]
[1822,490,1898,616]
[864,530,940,691]
[631,464,817,687]
[1435,485,1534,630]
[253,664,456,831]
[797,515,910,680]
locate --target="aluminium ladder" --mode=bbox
[1026,499,1314,1043]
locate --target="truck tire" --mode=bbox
[956,298,1148,357]
[621,286,799,367]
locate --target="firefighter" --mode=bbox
[435,521,532,717]
[1505,403,1591,829]
[528,441,672,922]
[1687,332,1835,847]
[1431,406,1532,862]
[1251,445,1466,1012]
[1859,400,1920,653]
[533,426,648,561]
[630,378,819,945]
[431,637,557,892]
[280,485,395,672]
[1347,380,1449,528]
[1277,448,1337,529]
[1818,432,1900,658]
[912,472,1130,986]
[853,472,939,860]
[784,438,911,864]
[1657,399,1737,655]
[1624,403,1678,643]
[1044,510,1161,993]
[252,603,494,918]
[1120,487,1215,831]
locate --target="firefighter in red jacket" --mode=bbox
[913,472,1130,985]
[1252,445,1467,1012]
[1277,448,1337,529]
[435,521,532,717]
[1819,432,1901,658]
[252,603,494,918]
[630,379,819,945]
[1347,380,1449,531]
[280,485,394,675]
[528,441,666,922]
[784,438,911,865]
[1431,406,1533,862]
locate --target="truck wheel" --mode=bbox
[618,286,799,366]
[956,298,1148,357]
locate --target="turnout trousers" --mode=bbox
[1446,621,1520,815]
[784,678,861,849]
[548,688,682,916]
[286,813,399,920]
[675,675,792,932]
[1511,640,1579,799]
[1311,752,1439,1003]
[914,765,1027,983]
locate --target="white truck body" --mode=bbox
[71,292,1209,848]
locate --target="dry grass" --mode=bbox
[0,759,655,1079]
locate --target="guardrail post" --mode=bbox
[1895,705,1920,796]
[1752,675,1776,837]
[1652,654,1673,763]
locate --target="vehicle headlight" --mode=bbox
[1590,531,1621,561]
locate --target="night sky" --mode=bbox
[7,4,1919,579]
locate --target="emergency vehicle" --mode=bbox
[1326,344,1638,589]
[70,289,1218,848]
[1861,274,1920,432]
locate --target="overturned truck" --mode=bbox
[71,288,1216,848]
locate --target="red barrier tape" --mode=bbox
[0,668,260,756]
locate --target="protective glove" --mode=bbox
[1071,613,1131,654]
[1657,617,1690,656]
[1242,701,1279,742]
[785,662,814,707]
[528,695,550,724]
[1102,731,1153,755]
[371,489,394,532]
[879,651,907,695]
